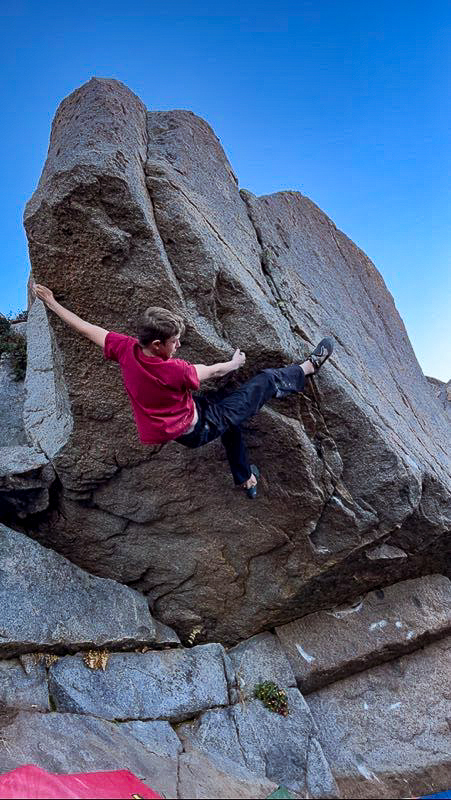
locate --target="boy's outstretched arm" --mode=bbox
[195,348,246,382]
[32,284,108,348]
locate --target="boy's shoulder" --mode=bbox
[169,357,192,368]
[104,331,136,361]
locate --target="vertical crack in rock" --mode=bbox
[145,180,187,309]
[231,706,255,774]
[240,188,313,343]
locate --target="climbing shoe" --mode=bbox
[307,337,334,373]
[245,464,260,499]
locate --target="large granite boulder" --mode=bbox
[22,77,451,643]
[0,523,157,656]
[48,645,230,721]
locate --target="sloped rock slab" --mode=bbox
[0,711,178,798]
[227,632,296,701]
[0,524,156,656]
[0,659,49,711]
[178,747,280,799]
[306,637,451,799]
[48,644,229,721]
[276,574,451,692]
[178,689,338,798]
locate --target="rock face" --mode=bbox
[0,712,181,798]
[0,445,55,518]
[23,300,73,460]
[177,749,279,800]
[427,376,451,419]
[0,712,281,800]
[0,320,57,519]
[227,631,297,701]
[21,77,451,644]
[178,691,338,798]
[0,660,49,712]
[306,637,451,799]
[0,355,26,447]
[275,574,451,692]
[0,524,157,655]
[48,645,230,721]
[0,545,449,798]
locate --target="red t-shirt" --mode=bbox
[104,332,199,444]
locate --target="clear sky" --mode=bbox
[1,1,449,380]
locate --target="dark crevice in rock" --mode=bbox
[1,636,163,660]
[175,745,182,797]
[231,707,253,771]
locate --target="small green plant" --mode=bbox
[254,681,289,716]
[0,314,27,381]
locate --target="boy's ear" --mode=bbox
[151,339,162,347]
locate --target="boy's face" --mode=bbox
[153,334,181,360]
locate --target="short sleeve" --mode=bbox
[183,362,200,391]
[104,332,132,363]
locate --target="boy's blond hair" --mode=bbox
[137,306,185,346]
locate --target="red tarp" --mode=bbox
[0,765,163,799]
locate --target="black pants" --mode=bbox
[176,365,306,485]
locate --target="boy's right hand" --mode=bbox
[33,284,56,308]
[231,348,246,369]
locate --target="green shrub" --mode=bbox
[254,681,289,716]
[0,315,10,339]
[0,314,27,381]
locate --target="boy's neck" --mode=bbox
[141,345,168,360]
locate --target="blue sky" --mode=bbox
[1,1,449,379]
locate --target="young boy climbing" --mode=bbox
[32,284,333,498]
